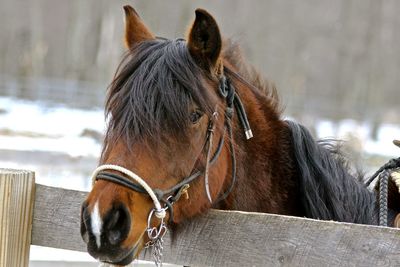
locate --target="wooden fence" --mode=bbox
[2,168,400,267]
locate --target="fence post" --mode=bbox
[0,169,35,267]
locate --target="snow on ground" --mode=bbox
[29,246,96,262]
[0,96,103,191]
[364,124,400,157]
[315,118,400,158]
[0,96,104,157]
[0,135,100,157]
[29,246,161,266]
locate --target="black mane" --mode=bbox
[286,120,377,224]
[104,39,214,148]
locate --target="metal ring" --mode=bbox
[146,208,168,242]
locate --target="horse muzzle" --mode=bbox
[80,201,137,264]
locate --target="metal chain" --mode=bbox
[145,225,166,267]
[152,237,164,267]
[145,208,168,267]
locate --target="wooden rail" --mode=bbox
[3,169,400,266]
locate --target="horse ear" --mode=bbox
[123,5,155,49]
[187,9,222,72]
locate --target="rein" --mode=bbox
[91,72,252,266]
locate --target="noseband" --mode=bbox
[90,71,252,266]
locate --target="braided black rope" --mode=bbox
[379,170,390,226]
[364,157,400,226]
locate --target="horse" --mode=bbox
[80,5,400,266]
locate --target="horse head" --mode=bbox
[80,6,236,265]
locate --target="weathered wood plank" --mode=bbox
[0,169,35,267]
[32,184,400,266]
[31,184,88,252]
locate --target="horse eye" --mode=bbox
[190,110,203,124]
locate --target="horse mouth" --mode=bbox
[100,237,144,266]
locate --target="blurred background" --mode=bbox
[1,0,399,266]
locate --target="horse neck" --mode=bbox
[218,69,304,216]
[219,69,379,225]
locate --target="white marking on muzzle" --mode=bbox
[91,201,102,248]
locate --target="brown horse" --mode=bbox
[80,5,400,266]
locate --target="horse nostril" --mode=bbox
[106,209,121,230]
[104,205,131,246]
[80,203,90,244]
